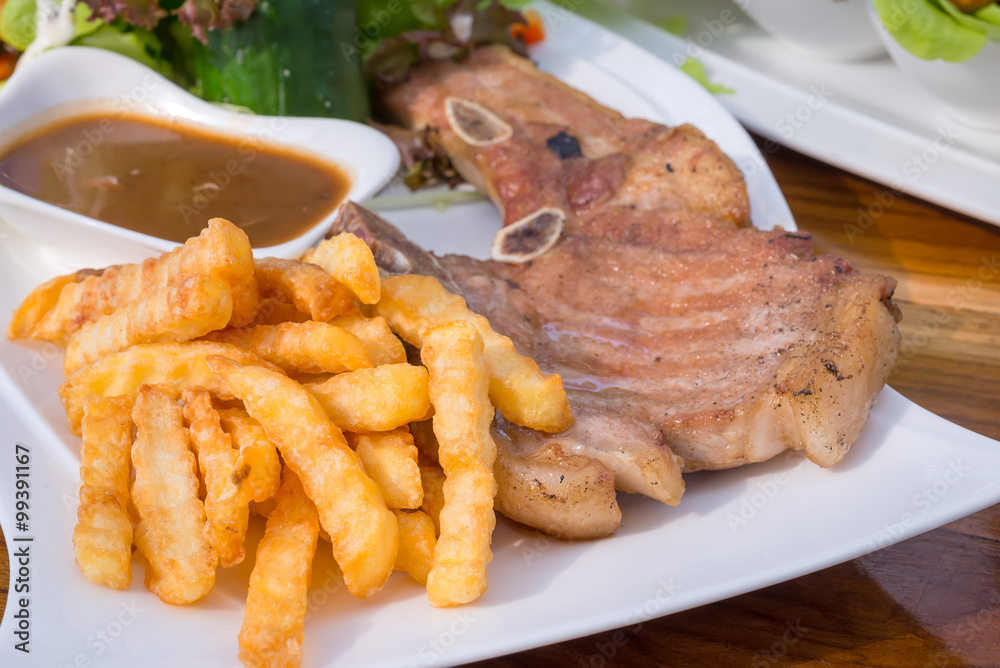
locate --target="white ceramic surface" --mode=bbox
[0,47,400,268]
[868,1,1000,130]
[736,0,885,61]
[2,4,999,668]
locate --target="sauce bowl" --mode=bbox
[0,47,400,267]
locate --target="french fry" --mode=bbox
[201,327,254,347]
[248,321,373,374]
[393,509,436,585]
[302,232,381,305]
[420,464,446,534]
[329,312,406,366]
[239,469,319,668]
[353,429,422,509]
[422,322,498,607]
[207,355,397,599]
[60,341,283,436]
[182,388,249,568]
[72,395,134,590]
[218,408,282,504]
[304,364,431,433]
[31,218,253,344]
[63,274,234,376]
[251,298,310,327]
[374,274,573,433]
[250,497,278,519]
[7,268,102,340]
[228,275,261,328]
[254,258,353,322]
[131,384,217,604]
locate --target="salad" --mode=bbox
[873,0,1000,62]
[0,0,535,119]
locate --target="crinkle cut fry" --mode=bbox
[63,274,234,375]
[238,469,319,668]
[393,508,436,585]
[422,321,498,607]
[218,408,282,505]
[182,387,249,568]
[72,395,134,590]
[207,355,398,599]
[60,341,284,436]
[304,364,431,433]
[248,321,373,375]
[302,232,381,305]
[7,267,102,340]
[328,312,406,366]
[31,218,253,344]
[131,384,217,604]
[254,257,354,322]
[373,274,573,433]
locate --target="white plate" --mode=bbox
[591,0,1000,228]
[2,4,1000,667]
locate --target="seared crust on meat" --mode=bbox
[381,45,750,229]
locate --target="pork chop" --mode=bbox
[349,46,901,540]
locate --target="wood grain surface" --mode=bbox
[1,139,997,667]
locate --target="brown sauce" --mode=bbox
[0,112,351,247]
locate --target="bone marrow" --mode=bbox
[490,207,565,263]
[444,96,513,146]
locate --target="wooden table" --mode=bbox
[1,140,998,666]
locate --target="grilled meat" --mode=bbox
[352,45,901,539]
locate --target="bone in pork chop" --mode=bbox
[350,46,901,540]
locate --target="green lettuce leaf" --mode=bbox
[934,0,1000,41]
[72,21,172,76]
[1,0,102,51]
[655,15,687,37]
[679,57,734,95]
[873,0,989,62]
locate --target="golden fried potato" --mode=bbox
[200,327,254,347]
[419,464,446,534]
[182,388,249,568]
[207,355,397,599]
[329,312,406,366]
[422,322,498,607]
[7,268,102,340]
[63,274,234,376]
[393,509,436,585]
[305,364,431,433]
[60,341,282,436]
[250,497,278,519]
[251,298,310,327]
[239,469,318,668]
[254,257,353,322]
[31,218,252,344]
[374,274,572,433]
[302,232,380,304]
[228,275,261,328]
[353,429,422,509]
[131,385,217,604]
[218,408,282,505]
[72,395,134,590]
[248,321,373,375]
